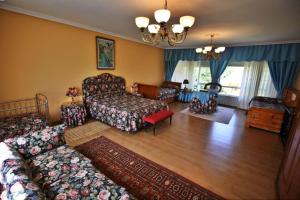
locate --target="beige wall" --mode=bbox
[0,9,164,121]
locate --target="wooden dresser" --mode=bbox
[246,98,285,133]
[246,89,300,133]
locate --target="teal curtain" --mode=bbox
[268,61,300,97]
[209,60,230,83]
[165,43,300,95]
[164,49,199,80]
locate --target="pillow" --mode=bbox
[4,124,66,159]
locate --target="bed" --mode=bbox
[83,73,168,132]
[0,94,49,142]
[137,81,181,103]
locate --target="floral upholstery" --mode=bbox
[26,145,91,189]
[43,166,131,200]
[83,73,168,132]
[4,124,66,159]
[0,144,46,200]
[158,88,177,100]
[0,126,133,200]
[60,102,87,127]
[189,93,218,114]
[0,113,47,142]
[82,73,126,98]
[86,93,168,132]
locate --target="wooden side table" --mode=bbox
[60,101,87,127]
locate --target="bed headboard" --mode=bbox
[161,81,182,89]
[82,73,126,98]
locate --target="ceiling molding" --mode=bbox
[0,3,164,49]
[165,40,300,49]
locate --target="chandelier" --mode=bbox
[135,0,195,46]
[196,35,226,59]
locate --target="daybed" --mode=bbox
[137,81,181,103]
[0,94,49,142]
[83,73,168,132]
[0,125,132,199]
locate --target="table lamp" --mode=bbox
[183,79,189,90]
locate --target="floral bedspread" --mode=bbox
[0,113,47,142]
[86,93,168,132]
[158,88,178,100]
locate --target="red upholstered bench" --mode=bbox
[143,110,174,135]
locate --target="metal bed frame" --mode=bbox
[0,93,50,123]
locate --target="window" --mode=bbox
[192,61,211,91]
[220,62,245,96]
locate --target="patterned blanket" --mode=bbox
[159,88,177,100]
[86,93,168,132]
[0,113,47,142]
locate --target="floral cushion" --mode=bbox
[0,113,47,142]
[26,145,92,189]
[4,125,66,159]
[0,144,46,200]
[44,166,132,200]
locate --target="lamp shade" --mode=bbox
[183,79,189,84]
[148,24,160,34]
[180,16,195,28]
[154,9,171,23]
[135,17,149,28]
[172,24,184,33]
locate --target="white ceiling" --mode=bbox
[1,0,300,48]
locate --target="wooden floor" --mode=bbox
[66,102,284,200]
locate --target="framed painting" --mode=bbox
[96,36,115,69]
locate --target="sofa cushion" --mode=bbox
[44,166,131,200]
[4,124,66,159]
[26,145,92,189]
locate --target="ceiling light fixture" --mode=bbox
[196,35,226,59]
[135,0,195,46]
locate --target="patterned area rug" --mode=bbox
[76,136,224,200]
[180,106,234,124]
[64,121,110,147]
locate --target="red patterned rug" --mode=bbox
[75,136,224,200]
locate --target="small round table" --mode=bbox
[60,101,87,127]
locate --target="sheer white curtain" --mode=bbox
[238,61,277,109]
[171,60,199,89]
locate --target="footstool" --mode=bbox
[143,110,174,135]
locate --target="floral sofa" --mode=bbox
[0,125,132,200]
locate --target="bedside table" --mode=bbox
[60,101,87,127]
